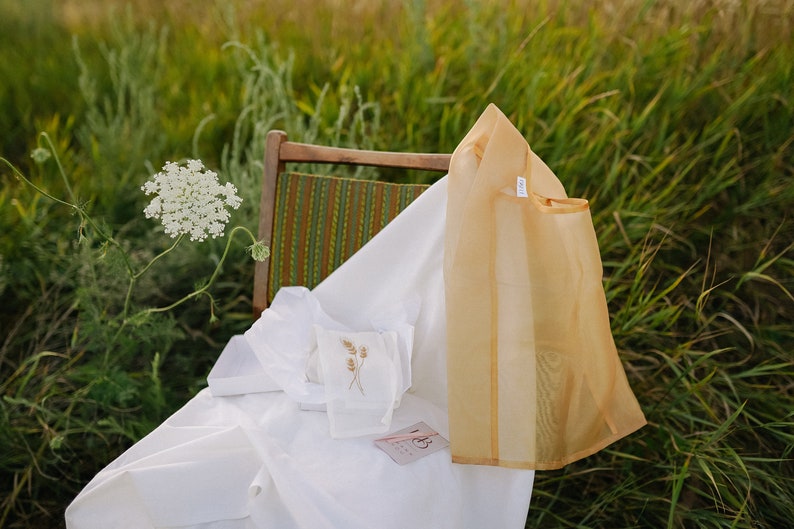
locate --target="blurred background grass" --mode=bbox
[1,0,792,527]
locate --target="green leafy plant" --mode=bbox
[1,133,269,528]
[4,134,269,346]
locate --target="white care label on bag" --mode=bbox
[374,422,449,465]
[516,176,528,198]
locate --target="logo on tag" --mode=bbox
[374,422,450,465]
[516,176,528,198]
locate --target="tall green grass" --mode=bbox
[1,0,792,527]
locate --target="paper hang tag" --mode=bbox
[516,176,528,198]
[374,422,449,465]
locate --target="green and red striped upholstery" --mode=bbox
[267,172,429,302]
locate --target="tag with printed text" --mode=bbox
[516,176,528,198]
[374,422,450,465]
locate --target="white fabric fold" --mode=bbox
[66,422,260,528]
[243,287,416,415]
[65,177,535,529]
[207,335,280,396]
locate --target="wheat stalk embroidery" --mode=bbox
[341,337,368,395]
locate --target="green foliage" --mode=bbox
[1,0,792,527]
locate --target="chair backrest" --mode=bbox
[253,130,451,318]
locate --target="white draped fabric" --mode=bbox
[65,177,535,529]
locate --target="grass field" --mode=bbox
[1,0,793,527]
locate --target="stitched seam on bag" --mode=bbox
[489,199,500,461]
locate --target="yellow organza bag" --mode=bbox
[444,104,646,470]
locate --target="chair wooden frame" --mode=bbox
[253,130,451,318]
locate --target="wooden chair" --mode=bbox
[253,130,451,318]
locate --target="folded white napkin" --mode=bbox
[243,287,417,437]
[314,327,401,437]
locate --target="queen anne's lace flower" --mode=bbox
[141,160,242,242]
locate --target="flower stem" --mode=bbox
[3,133,136,278]
[121,233,186,320]
[40,132,77,206]
[124,225,259,322]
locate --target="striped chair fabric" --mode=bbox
[252,130,450,318]
[267,172,429,303]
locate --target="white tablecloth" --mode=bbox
[65,177,535,529]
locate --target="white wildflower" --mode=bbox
[30,147,52,164]
[141,160,242,242]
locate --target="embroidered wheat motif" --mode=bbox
[341,337,368,395]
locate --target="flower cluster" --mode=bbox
[141,160,242,241]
